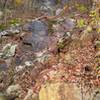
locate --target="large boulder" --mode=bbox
[22,20,51,52]
[6,84,22,98]
[39,82,94,100]
[39,82,100,100]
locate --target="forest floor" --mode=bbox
[0,7,100,100]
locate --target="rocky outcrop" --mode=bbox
[39,82,81,100]
[39,82,100,100]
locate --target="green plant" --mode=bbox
[75,4,87,12]
[9,18,21,26]
[77,18,85,28]
[0,24,6,31]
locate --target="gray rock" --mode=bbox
[29,0,71,16]
[0,31,8,37]
[8,26,20,34]
[15,65,25,72]
[56,8,62,16]
[25,61,33,66]
[31,20,49,52]
[6,84,21,97]
[23,20,50,52]
[23,20,48,34]
[41,0,56,6]
[0,43,17,59]
[31,35,50,52]
[0,26,20,37]
[35,51,51,63]
[63,18,75,31]
[0,60,8,71]
[31,20,48,34]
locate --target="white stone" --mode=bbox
[6,84,21,95]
